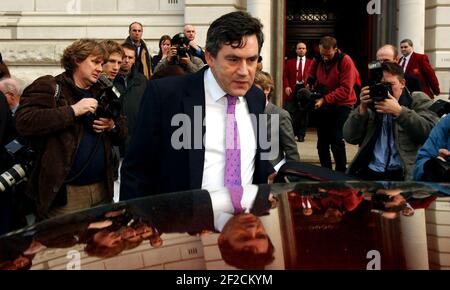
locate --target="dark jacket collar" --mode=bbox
[125,36,148,50]
[398,88,412,109]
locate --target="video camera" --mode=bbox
[93,74,122,120]
[0,139,35,192]
[296,88,324,111]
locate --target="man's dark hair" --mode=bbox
[400,38,414,47]
[381,61,405,81]
[129,21,143,32]
[219,238,275,269]
[121,42,135,52]
[319,36,337,49]
[205,11,264,57]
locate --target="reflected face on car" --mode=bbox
[220,213,269,254]
[93,229,122,248]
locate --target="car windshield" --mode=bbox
[1,180,448,270]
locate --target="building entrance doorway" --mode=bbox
[285,0,374,81]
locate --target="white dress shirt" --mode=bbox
[201,68,257,190]
[400,53,411,72]
[209,185,258,231]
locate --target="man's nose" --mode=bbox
[237,61,249,76]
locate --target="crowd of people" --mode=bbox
[0,11,449,265]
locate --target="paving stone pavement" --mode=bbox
[296,128,359,166]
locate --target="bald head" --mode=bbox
[376,44,399,63]
[0,78,21,110]
[184,24,196,41]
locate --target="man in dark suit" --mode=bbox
[120,11,274,201]
[283,41,313,142]
[399,39,440,98]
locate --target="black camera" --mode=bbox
[369,82,392,102]
[0,139,35,192]
[423,156,450,182]
[94,74,122,120]
[368,61,383,84]
[428,99,450,118]
[176,46,189,58]
[296,88,323,111]
[170,32,191,65]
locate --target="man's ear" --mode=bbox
[205,50,214,68]
[400,78,406,88]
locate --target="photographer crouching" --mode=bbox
[343,62,438,181]
[153,32,204,74]
[15,39,127,220]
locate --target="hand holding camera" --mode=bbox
[92,118,115,133]
[167,46,178,63]
[374,93,402,117]
[71,98,98,117]
[358,86,372,114]
[360,84,402,117]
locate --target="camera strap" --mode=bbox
[54,82,61,103]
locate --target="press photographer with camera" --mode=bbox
[306,36,359,172]
[15,39,127,219]
[343,62,438,181]
[153,32,204,74]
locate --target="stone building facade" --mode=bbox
[0,0,448,99]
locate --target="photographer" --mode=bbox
[343,62,438,181]
[15,39,126,219]
[307,36,358,172]
[154,32,204,74]
[414,114,450,181]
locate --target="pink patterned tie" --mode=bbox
[224,94,243,214]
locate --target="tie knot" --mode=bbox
[226,94,237,106]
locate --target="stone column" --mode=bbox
[399,209,429,269]
[398,0,425,53]
[247,0,272,72]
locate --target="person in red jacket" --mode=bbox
[399,39,440,99]
[283,41,313,142]
[307,36,357,172]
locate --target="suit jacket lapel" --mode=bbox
[406,52,415,74]
[183,68,207,189]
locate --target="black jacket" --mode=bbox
[120,67,274,200]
